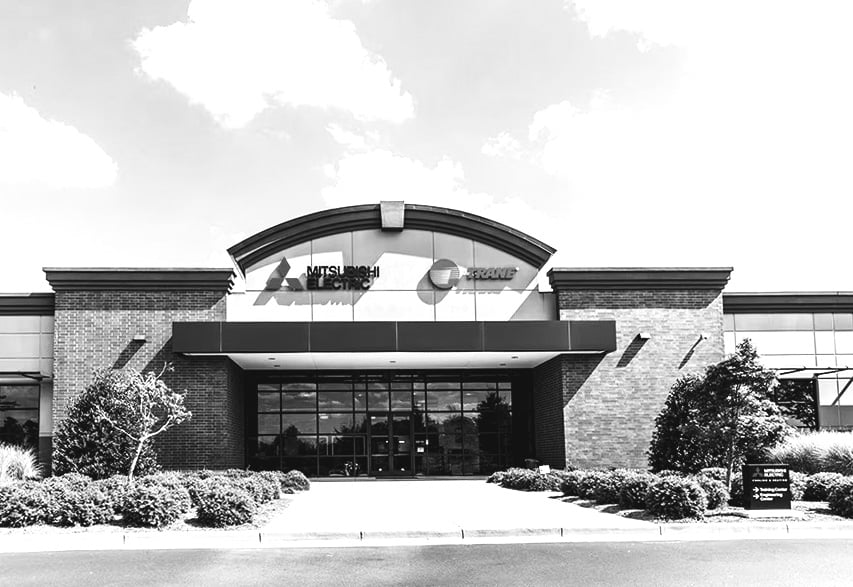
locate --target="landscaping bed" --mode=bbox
[0,469,310,533]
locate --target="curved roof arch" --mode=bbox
[227,203,556,276]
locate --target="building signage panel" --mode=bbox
[305,266,379,290]
[428,259,518,290]
[742,464,792,510]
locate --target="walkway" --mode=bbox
[264,479,654,540]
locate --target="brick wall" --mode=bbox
[556,289,724,469]
[52,290,245,470]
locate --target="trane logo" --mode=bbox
[428,259,518,290]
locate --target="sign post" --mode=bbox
[742,464,791,510]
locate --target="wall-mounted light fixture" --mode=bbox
[699,333,709,341]
[638,332,651,340]
[132,334,146,342]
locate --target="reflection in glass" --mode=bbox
[282,434,317,457]
[390,391,412,411]
[257,414,280,435]
[283,391,316,410]
[282,413,317,434]
[257,392,280,412]
[368,391,389,411]
[428,390,460,411]
[318,412,354,434]
[318,391,353,411]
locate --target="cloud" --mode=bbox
[0,92,117,189]
[320,135,552,246]
[481,131,523,160]
[132,0,414,128]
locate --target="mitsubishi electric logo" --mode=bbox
[265,256,379,291]
[428,259,519,290]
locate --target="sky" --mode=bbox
[1,0,852,294]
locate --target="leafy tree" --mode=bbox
[649,340,792,488]
[53,366,191,480]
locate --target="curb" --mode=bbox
[4,522,853,553]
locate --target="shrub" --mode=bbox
[804,472,845,501]
[645,477,707,520]
[827,478,853,518]
[790,471,807,501]
[693,475,729,509]
[43,472,92,492]
[195,481,257,527]
[0,482,50,527]
[618,473,658,508]
[281,470,310,492]
[42,479,112,527]
[0,443,40,483]
[233,475,276,504]
[222,468,255,479]
[122,482,189,528]
[52,369,161,480]
[180,473,208,507]
[547,470,577,490]
[559,470,589,496]
[729,473,744,506]
[698,467,727,482]
[577,471,609,500]
[94,475,132,514]
[768,431,853,475]
[592,470,638,505]
[134,473,193,512]
[255,471,283,500]
[486,470,507,484]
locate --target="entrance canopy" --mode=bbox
[173,320,616,370]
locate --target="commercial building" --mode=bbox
[1,202,850,476]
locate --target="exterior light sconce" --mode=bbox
[638,332,651,340]
[132,334,146,342]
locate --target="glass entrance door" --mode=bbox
[368,412,413,475]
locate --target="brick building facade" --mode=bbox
[1,203,844,476]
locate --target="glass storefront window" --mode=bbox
[248,374,517,476]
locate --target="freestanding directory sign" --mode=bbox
[742,464,791,510]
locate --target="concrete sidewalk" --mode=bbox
[4,480,853,552]
[265,480,653,540]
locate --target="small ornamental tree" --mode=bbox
[53,366,191,480]
[649,340,792,489]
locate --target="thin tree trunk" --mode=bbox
[128,439,146,482]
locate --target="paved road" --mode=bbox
[2,540,852,586]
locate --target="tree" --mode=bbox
[53,366,191,480]
[648,340,792,488]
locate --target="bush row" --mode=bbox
[0,469,310,529]
[489,465,853,520]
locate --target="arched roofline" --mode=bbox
[227,203,556,276]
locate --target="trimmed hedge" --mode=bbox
[645,477,707,520]
[559,470,589,496]
[122,482,190,528]
[0,482,50,527]
[592,470,638,505]
[281,470,311,492]
[577,471,609,499]
[618,473,658,509]
[195,481,257,527]
[693,475,729,509]
[827,478,853,518]
[803,472,845,501]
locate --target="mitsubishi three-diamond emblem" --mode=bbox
[264,257,304,291]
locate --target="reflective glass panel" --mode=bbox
[257,414,280,435]
[390,391,412,411]
[282,413,316,435]
[282,435,317,456]
[283,391,316,410]
[428,390,460,411]
[318,413,354,434]
[257,391,280,412]
[368,391,388,411]
[318,391,353,411]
